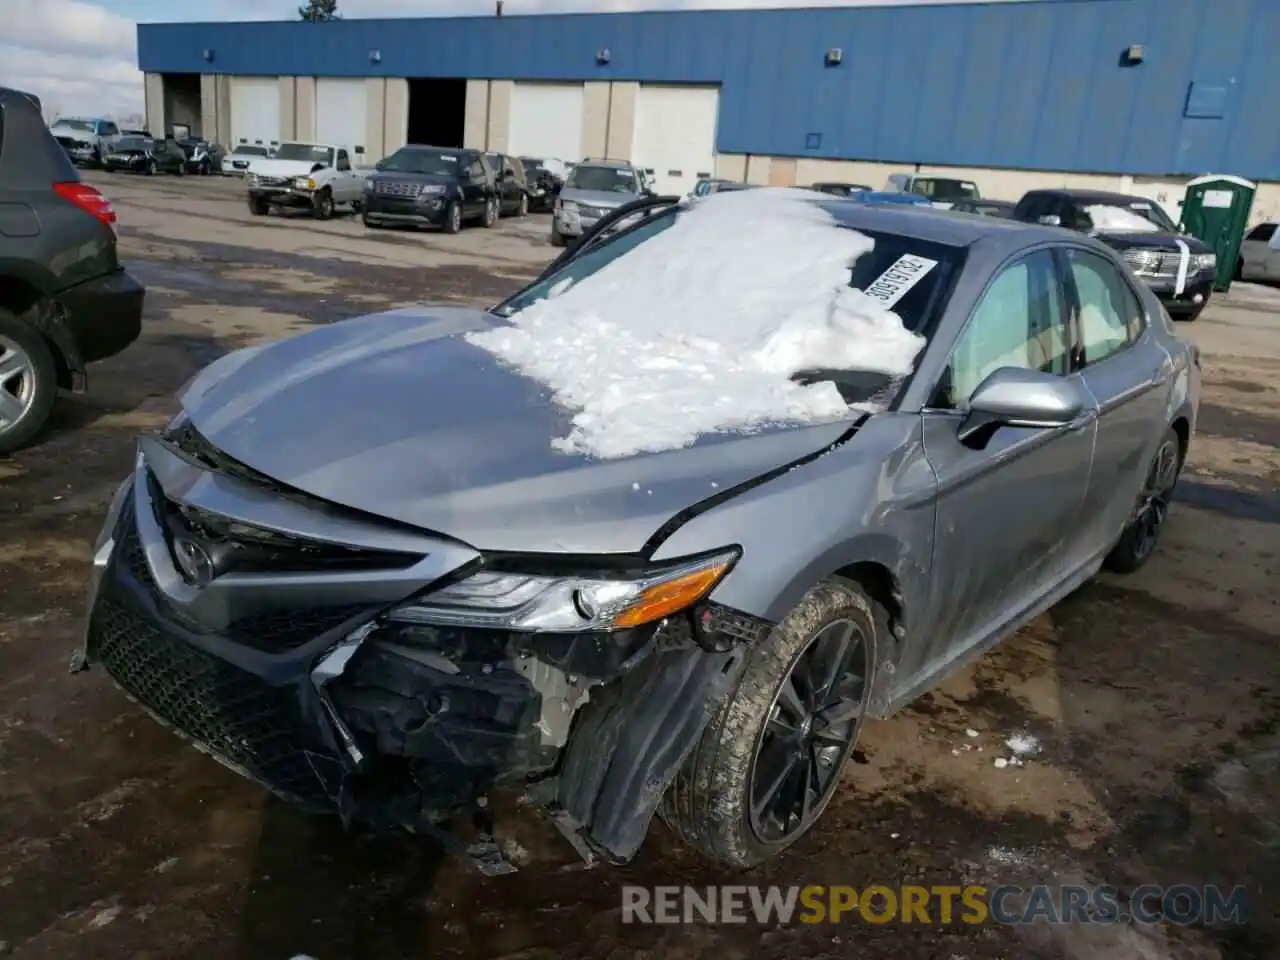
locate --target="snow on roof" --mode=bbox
[468,187,927,459]
[1084,204,1160,233]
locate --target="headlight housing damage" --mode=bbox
[387,548,740,633]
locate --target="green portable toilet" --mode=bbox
[1179,174,1256,292]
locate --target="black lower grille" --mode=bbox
[90,597,337,811]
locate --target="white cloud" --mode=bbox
[0,0,1027,118]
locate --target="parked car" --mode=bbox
[480,151,531,218]
[1012,189,1216,321]
[80,187,1197,875]
[809,182,873,198]
[519,156,565,212]
[120,128,151,138]
[0,87,144,452]
[1236,220,1280,282]
[101,136,187,176]
[177,137,225,175]
[222,143,273,176]
[884,173,980,209]
[48,117,121,166]
[848,190,935,207]
[692,177,756,197]
[362,145,499,233]
[551,159,647,246]
[246,141,363,219]
[951,198,1016,219]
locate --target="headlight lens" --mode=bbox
[387,549,739,633]
[1194,252,1216,271]
[294,177,316,190]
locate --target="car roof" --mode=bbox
[817,195,1060,248]
[1025,188,1149,205]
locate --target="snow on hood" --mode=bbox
[467,187,926,460]
[1085,204,1162,233]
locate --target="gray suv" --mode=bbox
[551,159,649,246]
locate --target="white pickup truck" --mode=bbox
[244,141,366,219]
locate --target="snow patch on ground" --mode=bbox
[1006,733,1040,757]
[468,187,926,459]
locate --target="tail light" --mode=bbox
[53,181,117,235]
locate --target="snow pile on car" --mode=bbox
[468,187,926,459]
[1085,204,1161,233]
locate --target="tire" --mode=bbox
[312,189,334,220]
[1104,425,1183,574]
[351,199,362,214]
[175,162,186,177]
[0,310,59,455]
[146,159,157,176]
[550,225,566,247]
[248,196,269,216]
[443,201,463,235]
[661,578,882,868]
[517,192,529,218]
[482,196,498,229]
[201,160,211,176]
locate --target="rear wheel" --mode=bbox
[0,310,59,455]
[661,578,881,868]
[1105,426,1182,573]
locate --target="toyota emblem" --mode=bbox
[172,537,215,586]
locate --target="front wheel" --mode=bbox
[661,578,881,868]
[146,159,157,176]
[312,189,334,220]
[482,196,498,228]
[248,195,269,216]
[1105,426,1182,573]
[517,192,529,218]
[175,162,186,177]
[200,160,211,176]
[443,201,463,235]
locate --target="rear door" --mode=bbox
[1060,245,1171,565]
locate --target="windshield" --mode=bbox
[274,143,334,166]
[1083,200,1176,233]
[57,119,93,131]
[233,145,269,156]
[520,158,544,175]
[911,178,980,202]
[497,204,960,340]
[565,165,638,194]
[379,148,462,176]
[116,137,149,151]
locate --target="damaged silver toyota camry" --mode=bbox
[79,187,1199,874]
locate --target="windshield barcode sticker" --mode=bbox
[863,255,939,309]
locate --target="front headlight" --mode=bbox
[386,549,739,633]
[1195,252,1216,271]
[295,177,316,190]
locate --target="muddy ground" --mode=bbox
[0,173,1277,960]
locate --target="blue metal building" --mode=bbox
[136,0,1279,181]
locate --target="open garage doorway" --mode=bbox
[407,78,466,148]
[160,73,202,138]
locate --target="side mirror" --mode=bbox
[1037,214,1062,226]
[957,367,1090,446]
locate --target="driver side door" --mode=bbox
[917,247,1097,671]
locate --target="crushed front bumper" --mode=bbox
[79,432,762,871]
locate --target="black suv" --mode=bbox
[361,145,502,234]
[1013,189,1216,320]
[0,86,144,452]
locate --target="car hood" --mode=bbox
[177,305,853,555]
[249,158,328,177]
[562,188,638,208]
[1093,231,1213,254]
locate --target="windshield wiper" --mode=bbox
[791,368,898,406]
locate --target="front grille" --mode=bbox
[90,596,337,811]
[376,180,422,198]
[257,175,289,187]
[1123,249,1197,279]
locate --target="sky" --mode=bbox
[0,0,1029,120]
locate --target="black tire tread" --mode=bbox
[0,307,59,454]
[1104,425,1182,574]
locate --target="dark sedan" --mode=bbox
[102,137,188,176]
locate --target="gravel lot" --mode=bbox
[0,172,1277,960]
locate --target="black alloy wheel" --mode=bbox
[1129,435,1180,563]
[748,616,871,845]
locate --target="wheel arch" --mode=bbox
[1171,415,1190,467]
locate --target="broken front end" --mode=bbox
[80,429,764,871]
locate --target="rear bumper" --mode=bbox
[58,269,145,364]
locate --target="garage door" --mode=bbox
[316,79,369,164]
[230,76,281,149]
[632,85,719,197]
[507,83,584,165]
